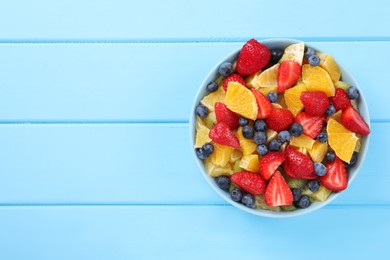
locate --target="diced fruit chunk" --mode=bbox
[239,154,260,173]
[245,71,261,88]
[279,42,305,65]
[327,118,358,163]
[330,88,351,111]
[334,80,350,91]
[225,82,258,120]
[320,157,348,191]
[210,143,234,167]
[231,171,267,195]
[195,123,211,148]
[284,83,307,117]
[317,53,341,83]
[259,152,286,180]
[308,141,328,162]
[237,127,257,155]
[257,63,279,89]
[254,194,281,211]
[310,185,332,202]
[209,122,240,149]
[277,61,301,93]
[289,134,315,150]
[222,73,246,91]
[302,64,335,97]
[200,87,226,111]
[204,158,233,177]
[341,106,370,135]
[264,171,293,206]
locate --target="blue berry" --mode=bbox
[256,144,268,156]
[292,188,302,202]
[266,92,278,103]
[308,180,320,192]
[278,130,291,142]
[254,119,267,132]
[295,195,311,208]
[242,125,254,139]
[290,123,303,136]
[241,193,255,208]
[345,152,358,168]
[195,104,208,118]
[239,117,249,126]
[325,103,336,116]
[270,49,284,64]
[314,162,327,176]
[218,62,233,77]
[206,81,218,92]
[308,55,320,66]
[326,151,336,162]
[195,148,207,160]
[347,86,359,100]
[202,143,214,156]
[216,176,231,191]
[317,132,328,143]
[254,131,267,145]
[230,188,243,202]
[305,47,315,59]
[269,140,282,151]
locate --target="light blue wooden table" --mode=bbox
[0,0,389,259]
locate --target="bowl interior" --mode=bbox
[190,38,370,217]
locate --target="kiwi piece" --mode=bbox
[287,177,308,189]
[254,194,281,212]
[281,205,297,211]
[310,185,332,202]
[232,160,242,173]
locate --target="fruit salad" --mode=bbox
[194,39,370,212]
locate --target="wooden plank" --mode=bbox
[0,42,388,121]
[0,123,385,205]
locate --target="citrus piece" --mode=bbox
[197,111,216,129]
[257,63,279,89]
[354,136,361,152]
[327,118,358,163]
[308,140,328,162]
[225,82,258,120]
[317,53,341,83]
[194,123,211,148]
[237,127,257,155]
[245,71,261,88]
[200,87,226,111]
[239,154,260,173]
[302,64,335,97]
[279,42,305,65]
[266,129,278,144]
[310,185,332,202]
[205,158,233,177]
[257,86,277,96]
[334,80,350,91]
[290,134,315,150]
[327,110,342,123]
[272,103,283,109]
[210,142,234,167]
[284,83,307,117]
[230,149,243,163]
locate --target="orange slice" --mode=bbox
[290,134,315,150]
[279,42,305,65]
[194,121,211,148]
[284,83,307,117]
[317,53,341,83]
[257,64,279,89]
[327,118,358,163]
[205,158,233,177]
[225,82,258,120]
[200,86,226,111]
[302,64,335,97]
[239,154,260,173]
[237,127,257,155]
[308,141,328,162]
[210,142,234,167]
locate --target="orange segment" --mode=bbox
[354,136,361,152]
[257,86,277,96]
[205,158,233,177]
[327,110,342,123]
[200,86,226,111]
[230,149,243,163]
[210,142,234,167]
[302,64,335,97]
[290,134,315,150]
[317,53,341,83]
[225,82,258,120]
[266,129,278,144]
[239,154,260,173]
[284,83,307,117]
[327,118,358,163]
[245,71,261,88]
[308,141,328,162]
[279,42,305,65]
[194,121,211,148]
[257,63,279,89]
[237,127,257,155]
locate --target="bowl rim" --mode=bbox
[189,38,370,218]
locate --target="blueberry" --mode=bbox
[254,131,267,145]
[195,148,208,160]
[266,92,278,103]
[314,162,327,176]
[290,123,303,136]
[325,103,336,116]
[254,120,267,132]
[317,132,328,143]
[239,117,249,126]
[256,144,268,156]
[304,47,315,59]
[202,143,214,156]
[242,125,254,139]
[292,188,302,202]
[347,86,359,100]
[269,140,282,151]
[195,104,208,118]
[308,55,320,66]
[230,188,243,202]
[270,49,284,64]
[345,152,358,168]
[278,130,291,142]
[308,180,320,192]
[206,81,218,92]
[218,62,233,77]
[216,176,231,191]
[326,151,336,162]
[295,195,311,209]
[241,193,255,208]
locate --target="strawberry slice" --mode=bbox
[320,157,348,191]
[264,170,293,206]
[341,106,370,135]
[236,39,271,76]
[215,102,239,129]
[284,146,317,179]
[277,60,301,93]
[251,89,273,119]
[265,108,295,132]
[209,122,240,148]
[222,74,246,91]
[295,112,325,139]
[329,88,351,111]
[300,91,330,116]
[259,152,286,180]
[231,171,267,195]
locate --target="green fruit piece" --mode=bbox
[254,194,281,212]
[334,80,349,91]
[229,182,239,193]
[233,160,243,173]
[281,205,297,211]
[310,185,332,202]
[301,186,313,196]
[286,177,308,189]
[215,75,224,86]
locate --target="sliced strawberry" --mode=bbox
[259,152,286,180]
[214,102,239,129]
[265,108,295,132]
[295,112,325,139]
[320,157,348,191]
[222,73,246,91]
[277,60,301,93]
[236,39,271,76]
[330,88,351,111]
[284,146,317,179]
[251,89,273,119]
[209,122,240,148]
[231,171,267,195]
[264,170,293,207]
[300,91,330,116]
[341,106,370,135]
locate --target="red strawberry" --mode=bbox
[330,88,351,111]
[320,157,348,191]
[251,89,273,119]
[300,91,330,116]
[264,170,293,206]
[259,152,286,180]
[222,73,246,91]
[231,171,267,195]
[277,61,301,93]
[214,102,239,129]
[284,146,317,179]
[341,106,370,135]
[209,122,240,148]
[265,108,295,132]
[236,39,271,76]
[295,112,325,139]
